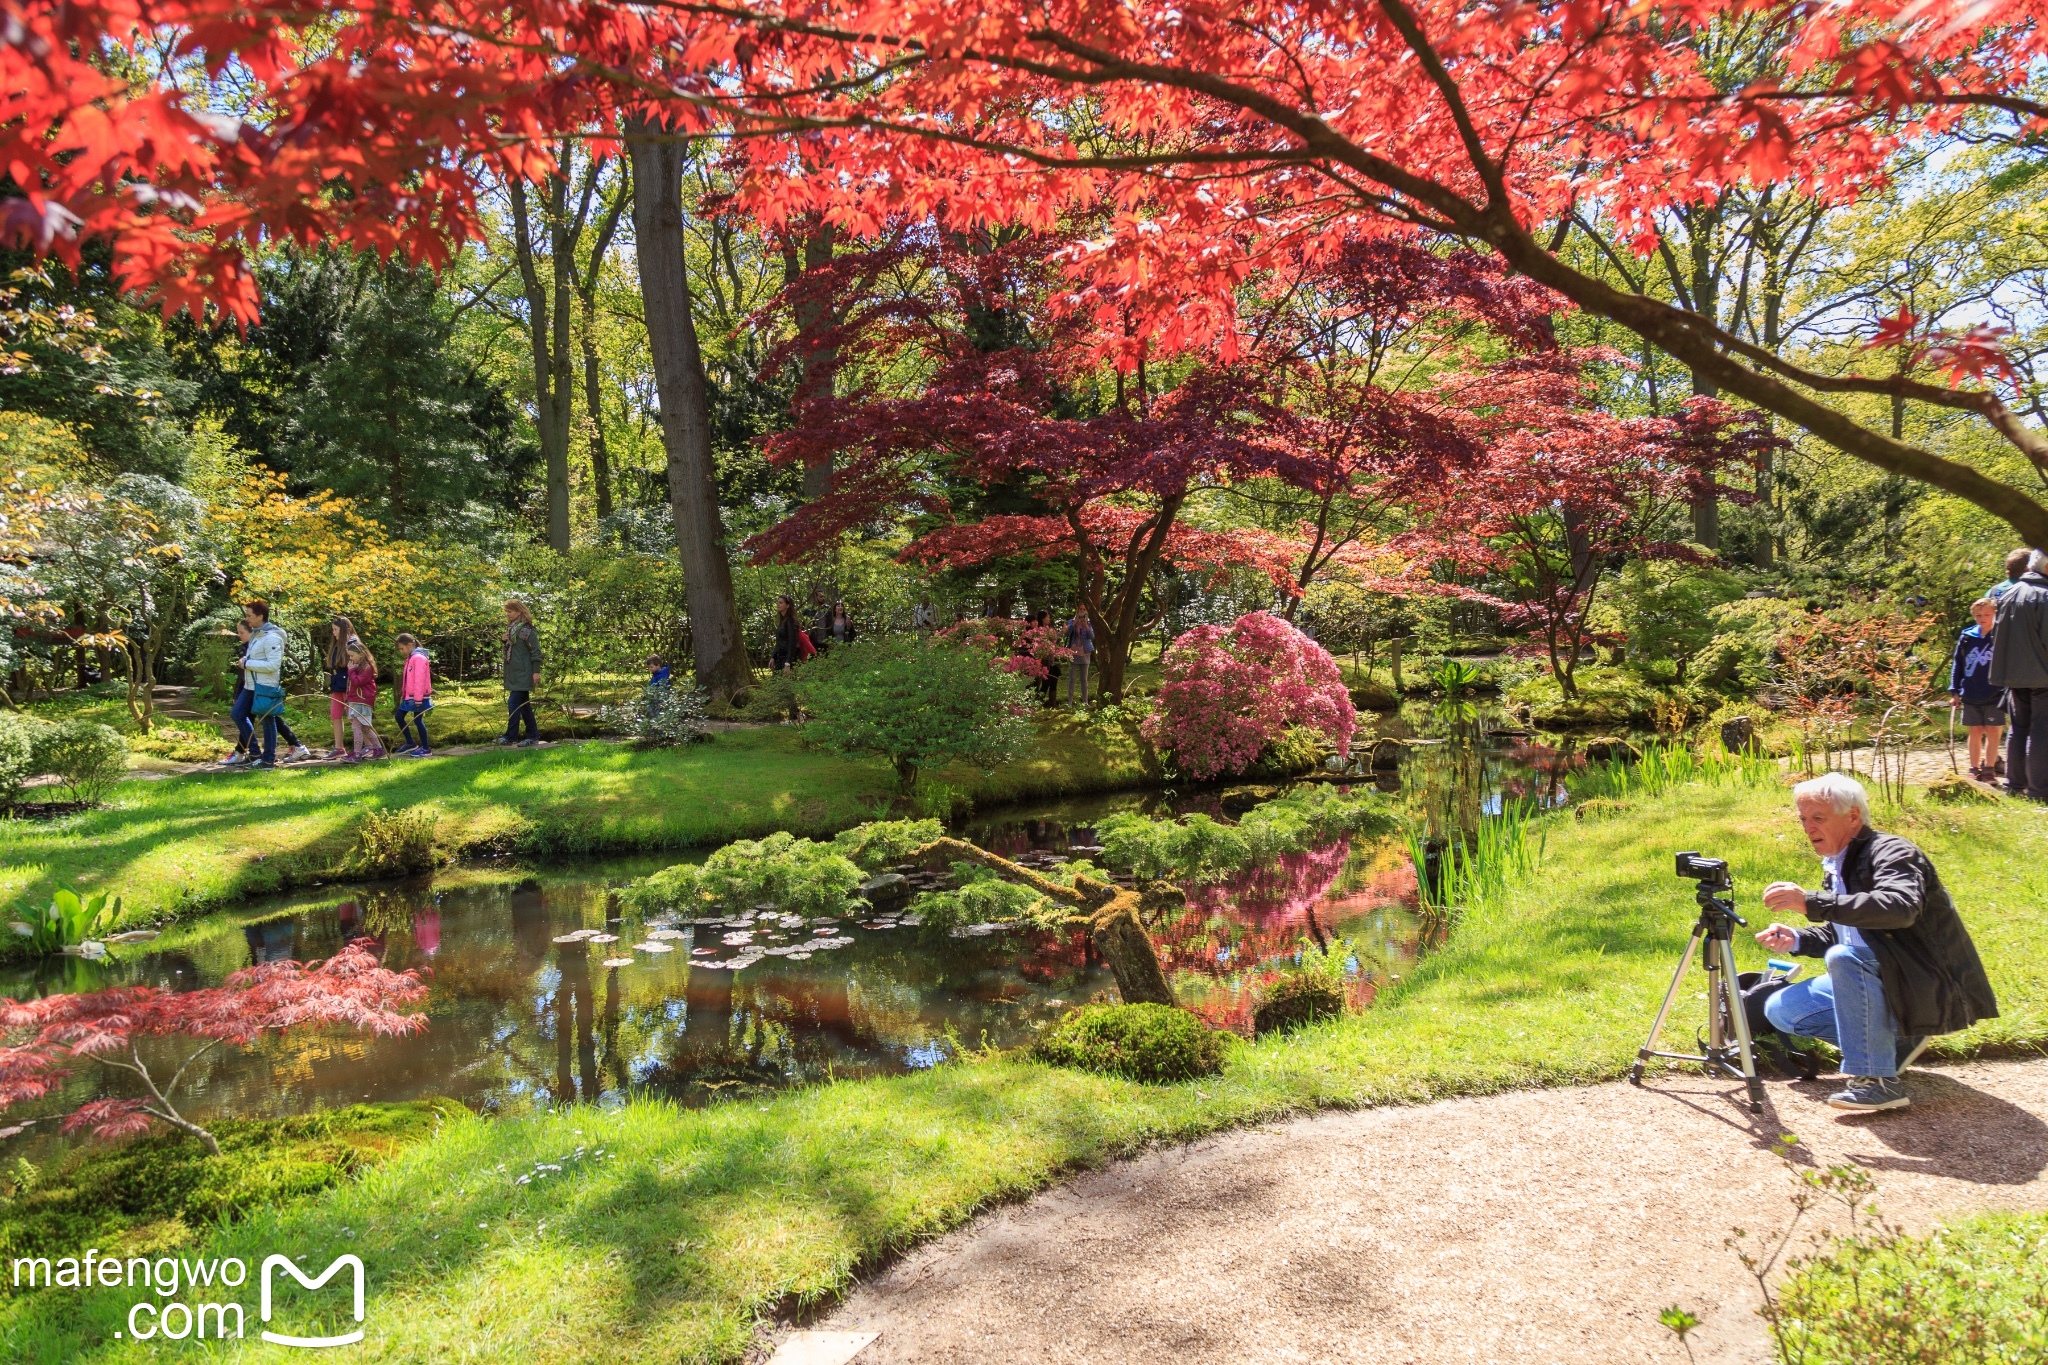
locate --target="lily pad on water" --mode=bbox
[636,942,675,953]
[587,933,620,944]
[691,947,718,956]
[601,957,634,968]
[787,952,813,961]
[552,933,592,945]
[646,928,686,941]
[721,931,755,945]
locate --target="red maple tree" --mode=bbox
[12,1,2042,540]
[1420,356,1786,697]
[745,230,1312,700]
[1238,238,1564,609]
[0,941,427,1155]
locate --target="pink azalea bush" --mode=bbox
[1144,611,1355,780]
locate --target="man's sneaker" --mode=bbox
[494,736,516,746]
[253,760,278,771]
[217,752,249,767]
[288,744,314,762]
[516,738,540,748]
[1896,1037,1932,1072]
[1827,1076,1910,1112]
[407,746,432,758]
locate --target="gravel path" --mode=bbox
[794,1059,2048,1364]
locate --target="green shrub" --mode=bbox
[795,637,1035,790]
[0,1101,457,1261]
[1507,666,1664,727]
[1033,1003,1226,1084]
[1254,937,1353,1034]
[1094,786,1396,883]
[1244,724,1327,779]
[623,831,866,917]
[1253,967,1348,1035]
[906,860,1102,933]
[1771,1210,2048,1364]
[352,805,440,876]
[831,818,944,871]
[0,713,44,806]
[600,689,712,747]
[33,719,128,804]
[733,670,799,723]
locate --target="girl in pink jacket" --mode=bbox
[394,633,434,757]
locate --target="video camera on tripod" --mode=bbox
[1629,852,1818,1111]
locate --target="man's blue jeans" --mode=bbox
[230,686,278,764]
[1764,942,1896,1077]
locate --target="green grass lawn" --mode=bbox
[13,712,1158,929]
[6,779,2043,1363]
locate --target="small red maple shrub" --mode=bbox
[1144,612,1355,781]
[0,940,427,1155]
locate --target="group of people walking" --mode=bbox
[1966,546,2048,800]
[218,599,545,770]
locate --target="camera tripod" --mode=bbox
[1630,866,1768,1112]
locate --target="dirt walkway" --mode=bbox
[795,1059,2048,1364]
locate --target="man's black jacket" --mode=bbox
[1793,827,1999,1035]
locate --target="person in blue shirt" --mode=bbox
[643,655,673,717]
[1949,597,2004,782]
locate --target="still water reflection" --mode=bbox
[6,788,1423,1134]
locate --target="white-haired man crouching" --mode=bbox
[1755,773,1999,1113]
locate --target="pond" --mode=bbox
[3,712,1615,1150]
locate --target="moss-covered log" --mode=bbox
[916,837,1176,1007]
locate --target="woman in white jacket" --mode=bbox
[234,600,289,769]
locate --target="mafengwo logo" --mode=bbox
[10,1249,366,1347]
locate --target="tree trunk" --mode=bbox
[509,174,577,553]
[575,161,629,528]
[784,222,839,500]
[918,838,1175,1006]
[579,306,613,524]
[626,126,754,698]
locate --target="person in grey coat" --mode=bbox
[1990,549,2048,800]
[500,599,544,747]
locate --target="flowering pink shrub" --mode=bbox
[1144,612,1355,780]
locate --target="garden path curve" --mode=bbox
[779,1058,2048,1364]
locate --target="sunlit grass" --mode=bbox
[18,715,1157,930]
[8,781,2042,1363]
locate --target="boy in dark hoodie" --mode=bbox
[1950,597,2004,781]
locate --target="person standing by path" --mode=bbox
[234,600,289,769]
[394,634,434,757]
[771,595,806,673]
[1063,609,1094,707]
[323,616,360,759]
[500,599,544,747]
[1948,598,2005,783]
[1991,549,2048,801]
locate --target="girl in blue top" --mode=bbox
[1950,597,2005,781]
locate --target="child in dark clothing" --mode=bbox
[1950,596,2006,781]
